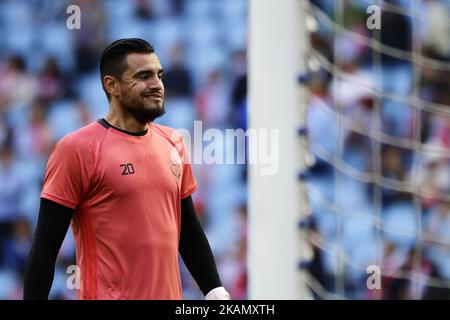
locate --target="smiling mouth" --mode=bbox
[143,94,163,100]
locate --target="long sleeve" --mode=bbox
[23,198,74,300]
[178,196,222,296]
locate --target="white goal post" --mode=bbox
[248,0,312,299]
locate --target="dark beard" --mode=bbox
[127,104,166,124]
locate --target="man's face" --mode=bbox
[118,52,165,123]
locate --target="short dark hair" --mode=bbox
[100,38,155,100]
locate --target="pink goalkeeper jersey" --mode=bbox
[40,119,197,300]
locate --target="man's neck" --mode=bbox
[106,103,148,133]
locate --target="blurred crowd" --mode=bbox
[306,0,450,299]
[0,0,247,299]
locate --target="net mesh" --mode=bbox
[301,0,450,299]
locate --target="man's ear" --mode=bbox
[103,75,120,98]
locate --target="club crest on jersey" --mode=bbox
[170,160,181,180]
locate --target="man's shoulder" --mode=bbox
[150,123,184,145]
[56,121,106,151]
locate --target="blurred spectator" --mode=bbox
[3,217,32,275]
[380,247,446,300]
[0,56,37,107]
[195,69,230,128]
[72,0,106,74]
[380,146,411,206]
[164,43,193,98]
[230,50,247,131]
[228,204,248,300]
[134,0,157,20]
[415,139,450,209]
[421,0,450,60]
[15,99,53,159]
[0,129,23,265]
[379,1,412,66]
[306,216,332,299]
[37,57,64,102]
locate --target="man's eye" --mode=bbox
[140,75,149,80]
[158,74,163,79]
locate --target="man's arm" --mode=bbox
[179,196,230,299]
[23,198,74,300]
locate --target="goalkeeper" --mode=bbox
[23,38,230,300]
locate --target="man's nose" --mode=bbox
[148,76,163,90]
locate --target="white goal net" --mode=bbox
[302,0,450,299]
